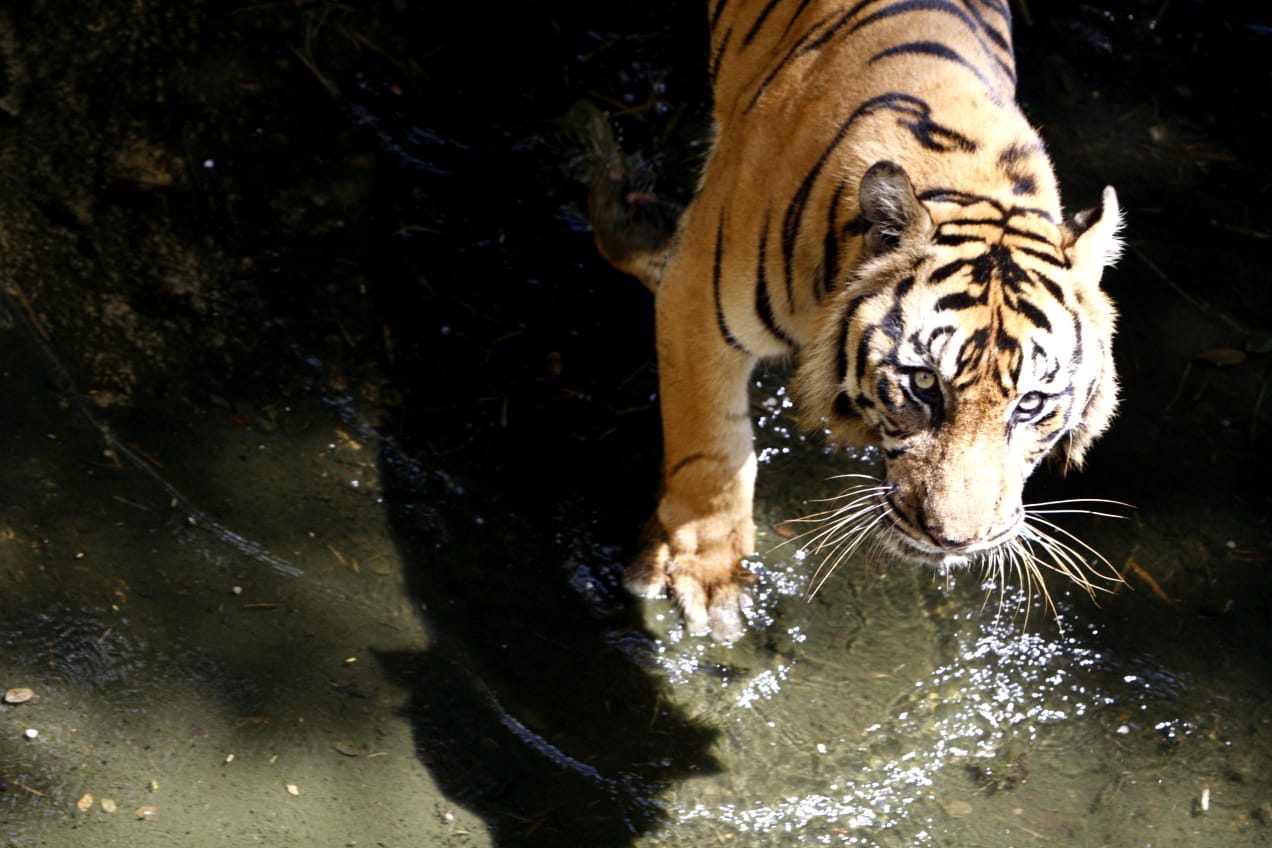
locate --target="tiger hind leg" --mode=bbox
[588,169,681,292]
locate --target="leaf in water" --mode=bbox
[1197,348,1246,367]
[332,740,366,758]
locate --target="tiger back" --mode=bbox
[592,0,1123,640]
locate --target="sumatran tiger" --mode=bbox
[590,0,1124,640]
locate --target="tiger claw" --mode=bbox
[627,527,755,642]
[670,571,752,643]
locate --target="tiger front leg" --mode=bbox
[626,257,759,642]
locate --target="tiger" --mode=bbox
[590,0,1124,641]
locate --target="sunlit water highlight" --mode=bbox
[636,570,1187,845]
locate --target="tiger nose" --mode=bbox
[922,520,986,551]
[927,529,976,550]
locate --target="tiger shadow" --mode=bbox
[374,433,720,847]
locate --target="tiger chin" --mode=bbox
[590,1,1124,641]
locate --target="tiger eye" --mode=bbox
[1017,391,1044,414]
[910,368,941,403]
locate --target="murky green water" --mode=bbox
[1,1,1269,846]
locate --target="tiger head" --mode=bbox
[794,161,1123,567]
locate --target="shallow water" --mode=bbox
[620,375,1270,846]
[1,1,1269,846]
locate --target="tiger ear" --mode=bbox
[1062,186,1123,280]
[859,160,933,253]
[1058,186,1122,470]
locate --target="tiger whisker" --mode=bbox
[806,506,894,600]
[1023,513,1124,585]
[1024,497,1133,522]
[792,479,893,596]
[1018,529,1096,600]
[773,500,887,554]
[807,500,890,553]
[1027,509,1127,519]
[1001,537,1054,628]
[776,479,1124,622]
[770,483,889,551]
[1024,497,1134,511]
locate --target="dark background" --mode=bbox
[0,1,1268,843]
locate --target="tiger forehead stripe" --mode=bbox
[917,188,1055,224]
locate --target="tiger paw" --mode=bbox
[625,518,756,642]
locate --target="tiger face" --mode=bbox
[795,161,1122,567]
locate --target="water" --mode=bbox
[0,1,1268,846]
[621,375,1270,846]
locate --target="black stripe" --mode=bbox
[747,3,870,112]
[878,374,901,414]
[837,293,867,385]
[1015,245,1065,268]
[741,0,783,46]
[855,329,873,382]
[779,0,819,42]
[953,327,990,384]
[935,232,985,247]
[799,0,879,56]
[821,180,852,298]
[669,452,710,477]
[961,0,1015,83]
[710,25,734,86]
[930,258,968,283]
[1015,297,1052,332]
[709,0,730,33]
[880,276,915,342]
[1032,339,1060,382]
[1069,309,1086,371]
[863,92,978,152]
[867,40,997,96]
[1031,408,1062,431]
[1033,270,1066,303]
[850,0,1015,90]
[713,213,750,353]
[755,214,797,347]
[1001,224,1057,245]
